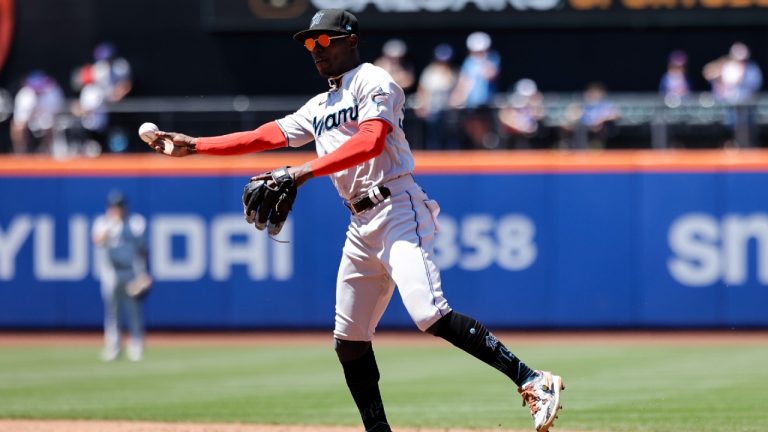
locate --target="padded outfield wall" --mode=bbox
[1,150,767,329]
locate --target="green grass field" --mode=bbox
[1,338,766,431]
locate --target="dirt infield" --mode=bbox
[0,420,576,432]
[1,329,766,348]
[0,419,586,432]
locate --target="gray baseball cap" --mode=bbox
[293,9,359,42]
[107,191,127,208]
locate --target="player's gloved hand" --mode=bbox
[242,166,299,236]
[251,165,313,188]
[148,131,197,157]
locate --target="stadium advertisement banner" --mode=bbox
[1,160,767,329]
[203,0,768,30]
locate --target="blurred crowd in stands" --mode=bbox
[401,36,763,150]
[2,41,132,157]
[0,36,765,155]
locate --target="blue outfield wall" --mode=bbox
[1,171,767,329]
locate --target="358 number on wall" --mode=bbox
[433,214,537,271]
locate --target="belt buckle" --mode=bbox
[348,197,365,215]
[348,185,386,215]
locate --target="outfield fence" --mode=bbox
[1,151,767,329]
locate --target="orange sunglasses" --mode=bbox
[304,34,349,51]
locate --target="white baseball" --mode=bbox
[138,122,158,144]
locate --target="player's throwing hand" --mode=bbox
[147,131,197,157]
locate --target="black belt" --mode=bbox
[346,186,392,214]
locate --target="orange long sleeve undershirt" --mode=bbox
[308,119,390,177]
[195,121,287,155]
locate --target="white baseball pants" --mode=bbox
[334,175,452,341]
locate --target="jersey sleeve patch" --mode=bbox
[356,70,401,126]
[370,87,390,109]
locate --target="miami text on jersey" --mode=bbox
[313,104,359,137]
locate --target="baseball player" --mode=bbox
[92,191,149,362]
[147,9,564,432]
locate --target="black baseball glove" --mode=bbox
[242,166,297,236]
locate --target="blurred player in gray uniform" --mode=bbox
[147,9,563,432]
[92,191,149,362]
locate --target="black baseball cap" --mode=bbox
[293,9,359,42]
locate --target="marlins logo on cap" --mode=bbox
[293,9,359,42]
[310,11,324,27]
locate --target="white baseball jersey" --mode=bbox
[276,62,451,341]
[276,62,414,201]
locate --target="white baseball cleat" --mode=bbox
[100,347,119,362]
[518,370,565,432]
[126,341,144,362]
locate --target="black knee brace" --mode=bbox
[425,310,451,335]
[335,339,381,384]
[335,339,373,362]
